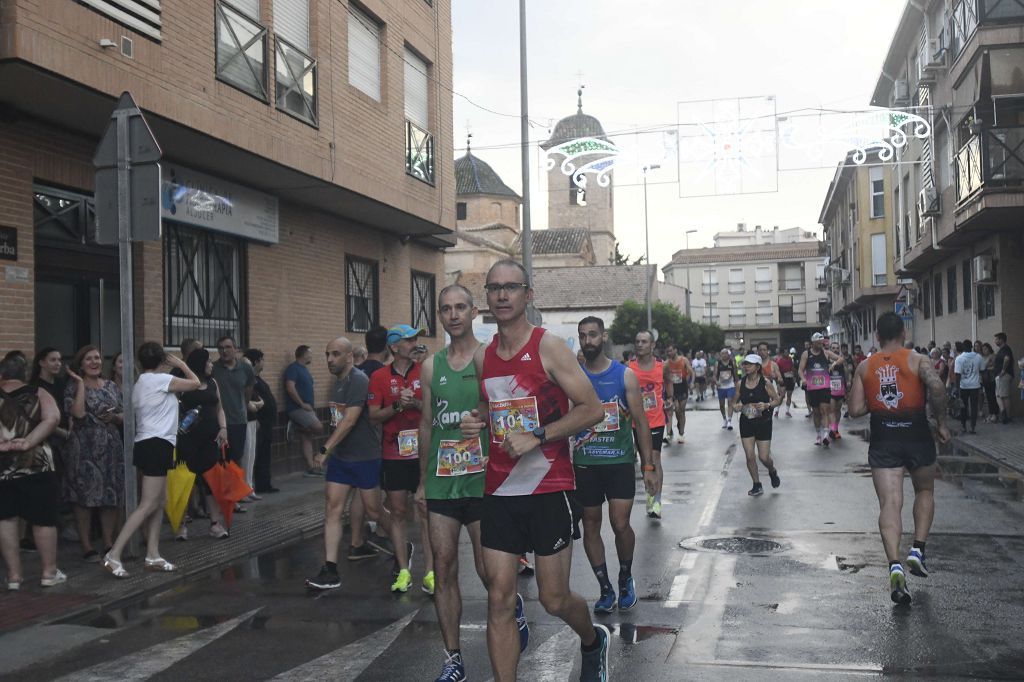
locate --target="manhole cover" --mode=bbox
[679,536,783,554]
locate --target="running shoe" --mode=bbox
[748,482,764,496]
[727,423,734,431]
[649,501,662,519]
[661,438,670,449]
[786,410,792,418]
[618,577,638,610]
[833,430,842,440]
[435,651,467,682]
[676,436,685,444]
[175,525,189,542]
[645,494,655,515]
[769,469,781,488]
[515,592,530,652]
[721,421,728,429]
[422,570,436,595]
[906,548,928,578]
[815,435,822,446]
[822,436,830,448]
[392,541,415,578]
[306,565,341,590]
[391,568,412,593]
[518,554,535,576]
[40,569,67,587]
[579,624,611,682]
[890,566,912,605]
[594,588,616,613]
[348,543,379,561]
[209,522,229,539]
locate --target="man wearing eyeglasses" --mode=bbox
[460,259,611,682]
[212,335,255,465]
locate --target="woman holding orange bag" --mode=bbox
[176,348,231,539]
[103,343,200,578]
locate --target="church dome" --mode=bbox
[455,151,520,198]
[540,89,608,150]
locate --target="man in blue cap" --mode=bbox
[367,324,434,593]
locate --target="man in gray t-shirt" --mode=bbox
[212,336,256,464]
[306,337,393,591]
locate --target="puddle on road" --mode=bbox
[819,554,868,573]
[616,624,679,644]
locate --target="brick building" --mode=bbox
[0,0,455,472]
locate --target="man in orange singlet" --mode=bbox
[629,331,672,520]
[757,342,782,418]
[665,343,693,445]
[848,312,951,605]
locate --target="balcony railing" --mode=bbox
[956,126,1024,204]
[779,279,804,291]
[755,312,773,325]
[815,276,828,291]
[754,281,772,293]
[951,0,1024,58]
[406,121,435,185]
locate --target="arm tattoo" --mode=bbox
[919,360,948,425]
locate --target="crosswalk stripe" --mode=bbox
[484,625,578,682]
[270,610,419,681]
[53,608,263,682]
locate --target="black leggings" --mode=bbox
[982,380,998,417]
[960,388,980,429]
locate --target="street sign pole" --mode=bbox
[116,107,138,553]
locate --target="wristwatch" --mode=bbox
[392,400,404,413]
[532,426,547,445]
[319,445,328,455]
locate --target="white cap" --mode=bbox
[811,332,825,342]
[742,353,762,365]
[789,347,796,353]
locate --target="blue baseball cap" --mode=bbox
[387,324,424,346]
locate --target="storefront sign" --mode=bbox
[5,265,28,283]
[0,226,17,260]
[161,164,279,244]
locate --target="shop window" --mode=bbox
[215,0,268,101]
[165,223,247,348]
[411,271,436,336]
[347,256,379,332]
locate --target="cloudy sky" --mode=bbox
[451,0,906,270]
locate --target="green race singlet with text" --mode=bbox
[426,348,488,500]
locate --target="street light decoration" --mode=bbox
[544,136,620,189]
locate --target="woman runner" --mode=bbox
[828,342,850,440]
[733,354,781,496]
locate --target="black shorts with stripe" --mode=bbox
[480,491,581,557]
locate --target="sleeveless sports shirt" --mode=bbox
[480,327,572,496]
[738,374,772,421]
[573,361,636,466]
[805,350,830,392]
[863,348,931,444]
[628,359,666,428]
[426,348,488,500]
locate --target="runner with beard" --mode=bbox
[574,317,657,613]
[628,331,671,520]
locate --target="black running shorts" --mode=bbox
[573,463,637,507]
[806,390,831,409]
[739,416,773,441]
[868,440,937,471]
[381,459,420,493]
[480,491,581,556]
[783,377,796,392]
[427,497,484,526]
[134,437,174,477]
[0,473,61,526]
[633,426,664,452]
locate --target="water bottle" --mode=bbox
[179,406,201,434]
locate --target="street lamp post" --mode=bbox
[642,164,660,332]
[685,228,697,318]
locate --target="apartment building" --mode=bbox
[819,152,902,349]
[713,224,820,248]
[662,242,828,352]
[0,0,454,471]
[871,0,1024,352]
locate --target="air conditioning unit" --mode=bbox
[973,255,995,283]
[918,187,940,216]
[923,37,947,71]
[893,79,911,106]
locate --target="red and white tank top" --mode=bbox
[480,327,573,496]
[628,359,666,428]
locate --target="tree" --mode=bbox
[609,299,725,352]
[611,241,645,266]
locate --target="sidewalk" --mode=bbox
[0,472,326,635]
[948,418,1024,495]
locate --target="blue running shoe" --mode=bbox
[594,588,616,613]
[435,651,467,682]
[579,623,610,682]
[906,548,928,577]
[515,592,530,653]
[618,577,638,611]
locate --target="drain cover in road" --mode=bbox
[679,536,783,554]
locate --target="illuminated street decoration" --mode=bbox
[777,108,931,169]
[544,136,621,188]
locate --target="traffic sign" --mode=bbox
[93,92,161,168]
[94,163,162,243]
[895,302,913,320]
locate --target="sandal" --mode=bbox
[6,578,22,591]
[103,554,129,578]
[83,550,100,563]
[144,557,177,572]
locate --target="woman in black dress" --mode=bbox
[733,354,782,497]
[177,349,231,538]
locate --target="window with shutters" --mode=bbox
[871,233,887,286]
[947,266,957,314]
[346,257,379,333]
[754,266,772,292]
[869,166,885,218]
[348,6,381,101]
[729,300,745,326]
[411,271,436,336]
[701,269,718,296]
[962,259,972,309]
[78,0,162,41]
[405,48,434,185]
[778,263,803,291]
[703,302,719,325]
[215,0,268,101]
[727,268,744,294]
[275,0,317,125]
[778,294,806,323]
[756,300,772,325]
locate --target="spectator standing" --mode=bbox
[357,326,390,378]
[285,345,324,477]
[104,343,200,577]
[211,336,255,464]
[353,346,368,368]
[240,354,264,496]
[63,346,123,562]
[109,352,125,393]
[25,347,69,552]
[981,343,998,422]
[954,338,984,434]
[994,333,1015,424]
[244,348,279,493]
[0,352,64,589]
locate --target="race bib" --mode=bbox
[742,404,761,419]
[783,371,794,378]
[489,397,540,444]
[719,371,732,384]
[594,402,621,433]
[328,401,345,427]
[807,369,829,389]
[830,376,843,392]
[397,429,418,457]
[641,389,658,412]
[436,437,485,477]
[670,372,683,384]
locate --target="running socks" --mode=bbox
[581,628,603,652]
[326,561,338,573]
[618,559,633,586]
[592,563,613,593]
[913,541,926,553]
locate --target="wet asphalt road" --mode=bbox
[4,407,1024,681]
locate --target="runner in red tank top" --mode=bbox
[459,260,611,680]
[629,330,671,520]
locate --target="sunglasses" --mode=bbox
[484,282,529,294]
